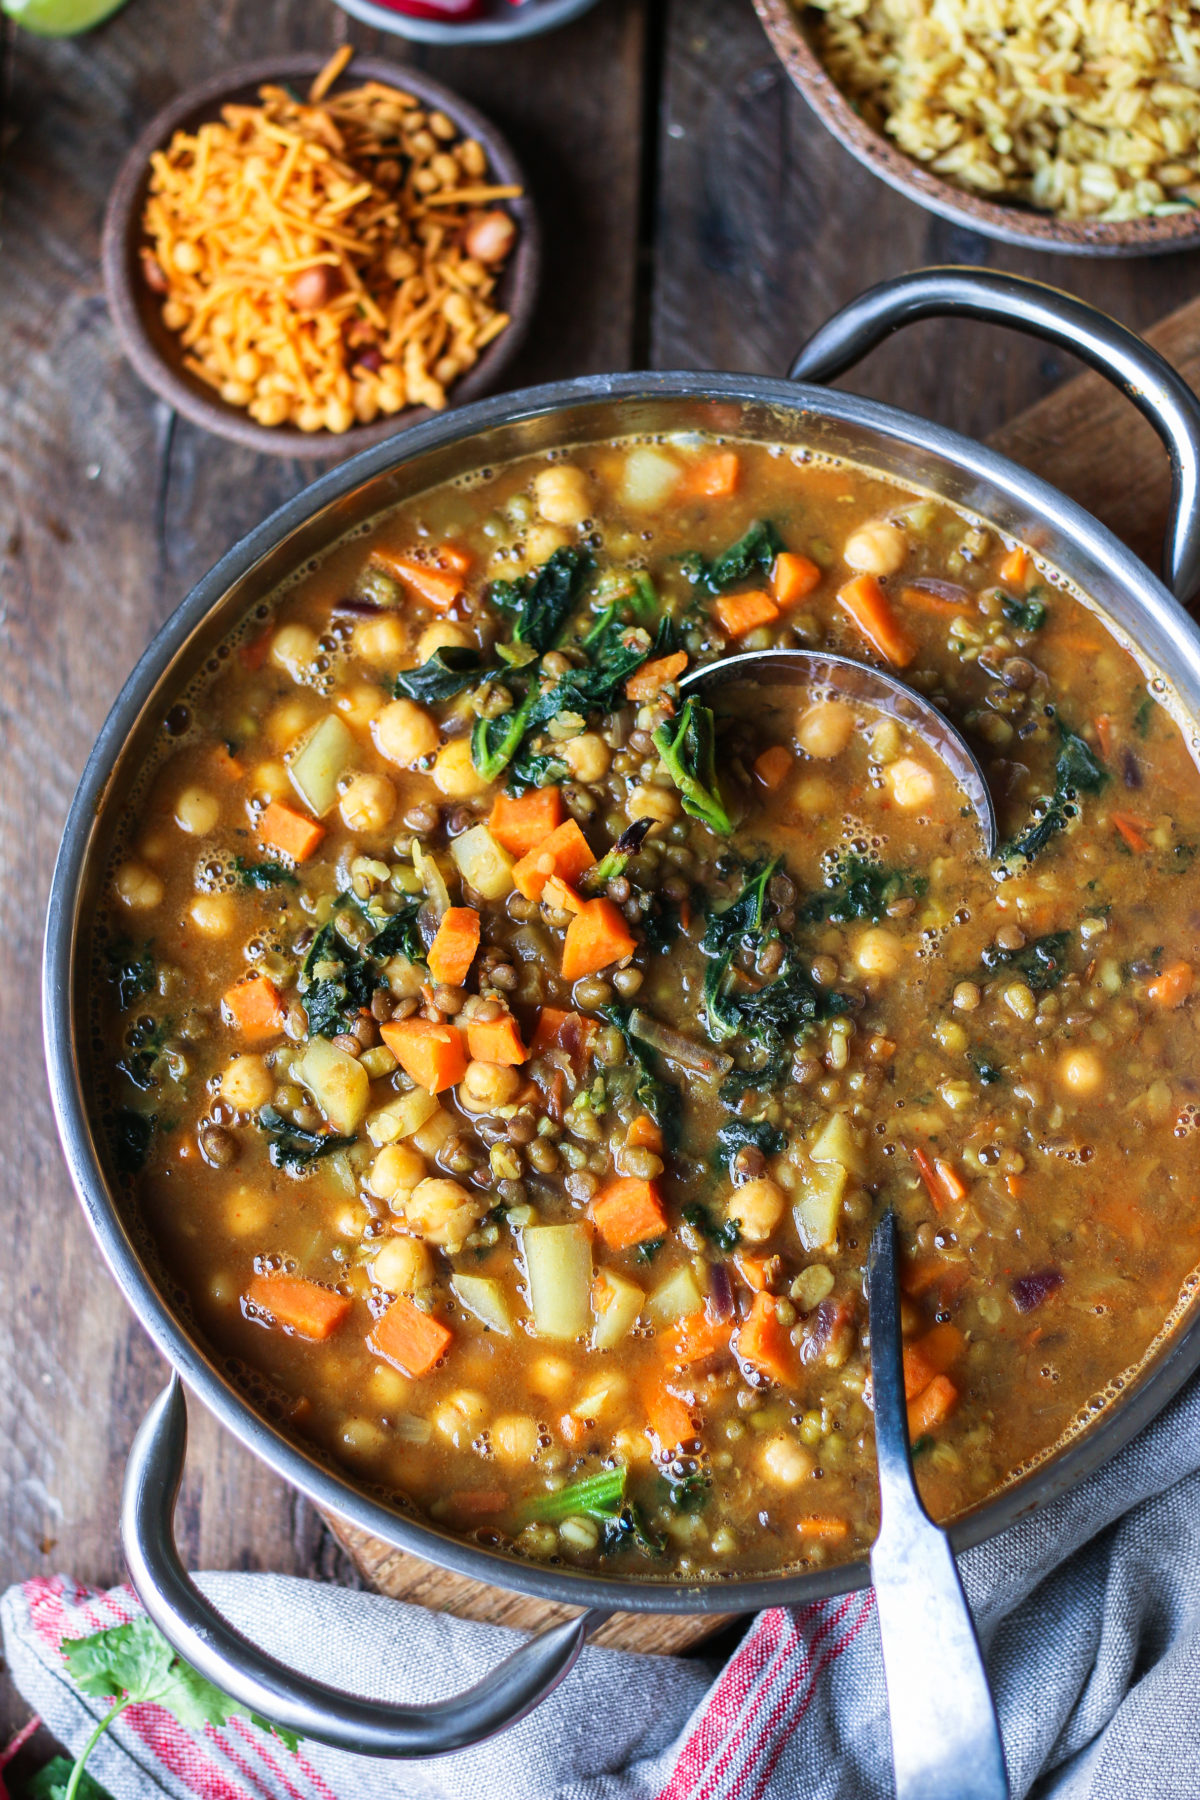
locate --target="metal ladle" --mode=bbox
[867,1211,1010,1800]
[678,649,998,857]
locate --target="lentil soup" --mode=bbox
[92,435,1200,1581]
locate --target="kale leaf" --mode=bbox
[107,940,156,1012]
[488,546,593,653]
[999,590,1047,632]
[471,686,540,783]
[683,519,784,594]
[713,1116,785,1175]
[1000,724,1108,864]
[258,1105,355,1171]
[110,1108,154,1175]
[980,929,1071,991]
[233,857,298,891]
[394,646,499,704]
[300,918,376,1037]
[507,745,571,793]
[589,817,654,888]
[652,699,733,834]
[600,1003,682,1151]
[799,855,926,926]
[682,1200,742,1252]
[967,1050,1004,1084]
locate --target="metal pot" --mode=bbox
[43,268,1200,1757]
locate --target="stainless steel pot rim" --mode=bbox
[43,361,1200,1618]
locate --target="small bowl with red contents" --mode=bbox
[331,0,601,44]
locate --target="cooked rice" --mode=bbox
[141,49,521,433]
[808,0,1200,220]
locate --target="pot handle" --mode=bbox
[120,1377,610,1757]
[789,266,1200,608]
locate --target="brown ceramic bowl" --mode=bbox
[755,0,1200,257]
[101,55,541,458]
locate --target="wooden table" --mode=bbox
[4,0,1200,1749]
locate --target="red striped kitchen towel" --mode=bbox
[6,1366,1200,1798]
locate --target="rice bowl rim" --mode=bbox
[754,0,1200,257]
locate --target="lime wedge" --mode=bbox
[2,0,129,33]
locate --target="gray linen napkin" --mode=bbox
[4,1368,1200,1799]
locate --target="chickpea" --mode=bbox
[250,760,291,803]
[627,784,680,827]
[794,775,837,816]
[190,893,235,936]
[416,620,474,662]
[843,521,908,576]
[405,1176,486,1248]
[432,736,490,799]
[174,785,220,836]
[458,1059,522,1115]
[795,700,855,760]
[529,1354,574,1400]
[114,860,164,911]
[224,1186,271,1237]
[856,927,903,978]
[533,463,591,528]
[727,1175,786,1243]
[524,523,570,565]
[333,682,385,730]
[759,1434,816,1487]
[340,773,397,834]
[270,623,319,678]
[266,696,318,749]
[367,1142,427,1201]
[355,615,408,666]
[561,732,612,783]
[339,1418,387,1462]
[373,698,440,768]
[492,1414,540,1462]
[886,757,937,810]
[1058,1047,1104,1096]
[433,1389,487,1445]
[219,1054,274,1111]
[370,1233,433,1293]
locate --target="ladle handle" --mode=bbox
[121,1377,609,1757]
[790,266,1200,609]
[867,1214,1010,1800]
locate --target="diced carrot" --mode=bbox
[1111,812,1150,854]
[372,550,462,612]
[910,1145,944,1212]
[934,1158,968,1205]
[542,873,585,914]
[754,745,793,790]
[246,1273,351,1341]
[426,907,480,989]
[1006,1173,1026,1201]
[370,1295,453,1377]
[907,1373,959,1436]
[488,788,563,858]
[1148,960,1194,1008]
[734,1290,797,1386]
[239,625,273,671]
[1095,713,1115,760]
[530,1007,597,1073]
[559,1412,589,1448]
[770,552,821,608]
[900,584,969,618]
[561,897,637,981]
[734,1252,772,1292]
[626,1113,663,1154]
[712,589,780,640]
[796,1515,850,1542]
[465,1014,528,1067]
[223,974,285,1042]
[256,801,325,863]
[591,1176,667,1250]
[683,450,740,499]
[999,547,1029,587]
[837,573,917,668]
[446,1488,508,1518]
[902,1322,966,1399]
[625,651,688,704]
[212,743,245,780]
[512,818,596,901]
[379,1017,468,1093]
[671,1309,733,1367]
[432,542,473,576]
[643,1381,695,1452]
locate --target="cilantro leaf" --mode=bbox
[23,1756,112,1800]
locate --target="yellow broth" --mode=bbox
[92,437,1200,1580]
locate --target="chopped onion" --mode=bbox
[413,841,450,948]
[629,1007,733,1080]
[708,1260,734,1322]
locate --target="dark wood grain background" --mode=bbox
[3,0,1199,1749]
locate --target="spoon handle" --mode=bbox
[867,1212,1010,1800]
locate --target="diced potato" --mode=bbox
[384,955,427,999]
[591,1268,644,1350]
[809,1110,866,1176]
[621,446,681,510]
[523,1223,592,1340]
[647,1261,703,1324]
[289,714,358,817]
[366,1087,440,1147]
[569,1372,629,1420]
[450,824,514,901]
[409,1105,457,1159]
[295,1037,370,1134]
[793,1160,846,1252]
[451,1273,513,1335]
